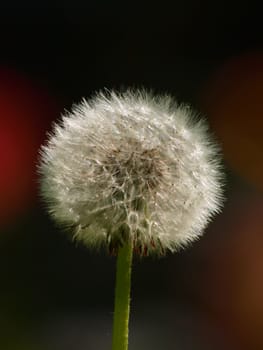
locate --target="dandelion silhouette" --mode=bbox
[39,89,224,350]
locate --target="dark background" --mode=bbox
[0,2,263,349]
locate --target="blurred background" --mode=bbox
[0,1,263,349]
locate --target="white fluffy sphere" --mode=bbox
[39,90,224,255]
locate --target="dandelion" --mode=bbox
[39,89,224,350]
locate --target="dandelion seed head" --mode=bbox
[39,90,224,255]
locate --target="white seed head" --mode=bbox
[39,90,224,255]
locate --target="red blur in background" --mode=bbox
[201,52,263,190]
[0,67,60,227]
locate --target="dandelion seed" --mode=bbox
[39,89,224,256]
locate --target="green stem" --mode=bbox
[112,241,133,350]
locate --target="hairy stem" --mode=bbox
[112,241,133,350]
